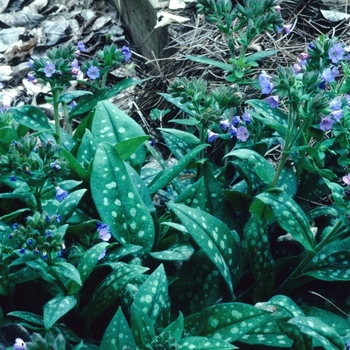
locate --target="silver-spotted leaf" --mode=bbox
[168,203,242,296]
[76,128,97,164]
[250,189,316,252]
[43,295,77,330]
[177,337,237,349]
[130,304,155,348]
[100,307,137,350]
[91,142,155,251]
[10,105,52,131]
[57,189,87,223]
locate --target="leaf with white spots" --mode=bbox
[58,90,93,104]
[70,88,108,116]
[148,144,209,196]
[10,105,52,131]
[184,302,271,342]
[168,203,242,297]
[100,307,137,350]
[82,262,148,326]
[250,189,316,252]
[150,242,194,261]
[162,311,184,343]
[115,136,151,162]
[276,164,297,197]
[66,242,109,294]
[177,337,237,349]
[76,129,97,165]
[60,148,89,182]
[7,311,45,326]
[57,189,87,223]
[48,260,82,287]
[302,236,350,281]
[92,100,147,171]
[91,142,155,251]
[288,316,344,350]
[243,215,275,301]
[104,77,150,100]
[225,149,275,186]
[133,264,170,329]
[43,295,77,330]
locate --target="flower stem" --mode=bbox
[52,88,62,146]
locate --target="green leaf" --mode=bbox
[130,304,155,348]
[91,142,155,250]
[161,131,196,159]
[177,337,237,349]
[288,316,344,350]
[49,260,82,286]
[58,90,92,104]
[70,88,108,116]
[0,208,30,223]
[7,311,44,326]
[162,312,184,343]
[225,149,275,186]
[66,242,109,294]
[82,262,148,326]
[322,178,347,210]
[148,144,209,196]
[100,307,137,350]
[158,128,200,145]
[168,203,242,296]
[302,236,350,281]
[43,295,77,330]
[185,55,233,72]
[184,302,271,342]
[57,189,87,223]
[115,136,151,161]
[244,215,275,301]
[105,77,150,100]
[92,100,147,171]
[149,242,194,261]
[57,147,89,181]
[250,189,316,252]
[159,93,196,118]
[10,106,52,131]
[76,128,97,165]
[133,264,170,329]
[245,50,279,62]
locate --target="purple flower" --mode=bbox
[236,126,250,142]
[331,109,343,122]
[122,45,132,62]
[343,174,350,185]
[266,95,279,108]
[207,130,219,142]
[299,52,309,61]
[345,94,350,106]
[321,67,339,83]
[219,119,231,131]
[230,125,237,138]
[70,101,77,109]
[71,58,80,75]
[77,41,87,52]
[13,338,26,350]
[293,64,302,75]
[232,115,241,125]
[28,59,34,68]
[44,61,56,78]
[319,116,334,131]
[275,5,281,11]
[308,43,315,49]
[98,248,107,260]
[27,73,35,81]
[87,66,100,80]
[11,223,18,229]
[242,111,251,124]
[277,24,292,35]
[330,97,342,110]
[96,222,112,241]
[55,186,68,202]
[258,71,274,94]
[328,43,344,64]
[45,230,53,238]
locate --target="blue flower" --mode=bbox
[258,71,274,94]
[242,112,251,124]
[71,58,80,75]
[13,338,26,350]
[98,248,107,260]
[44,61,56,78]
[321,67,339,83]
[207,130,219,143]
[122,45,132,62]
[11,223,18,229]
[236,126,250,142]
[55,186,68,202]
[27,73,35,81]
[77,41,87,52]
[96,222,112,241]
[50,160,61,170]
[19,248,26,254]
[331,109,343,122]
[330,97,342,110]
[70,101,77,109]
[266,95,279,109]
[87,66,100,80]
[45,214,51,223]
[328,43,344,64]
[27,239,33,245]
[42,251,48,260]
[230,125,237,138]
[45,230,53,238]
[219,119,231,131]
[10,174,16,182]
[232,115,241,125]
[319,116,334,131]
[55,214,62,223]
[28,59,34,68]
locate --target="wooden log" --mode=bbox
[107,0,170,59]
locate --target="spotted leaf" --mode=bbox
[132,264,170,329]
[82,262,148,326]
[92,100,146,171]
[184,302,271,342]
[10,105,52,131]
[288,316,344,350]
[250,189,316,252]
[91,142,155,251]
[56,189,87,223]
[43,295,77,330]
[76,129,97,165]
[48,260,82,287]
[149,242,194,261]
[177,337,237,349]
[100,307,137,350]
[302,236,350,281]
[130,304,155,348]
[168,203,242,297]
[225,149,275,186]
